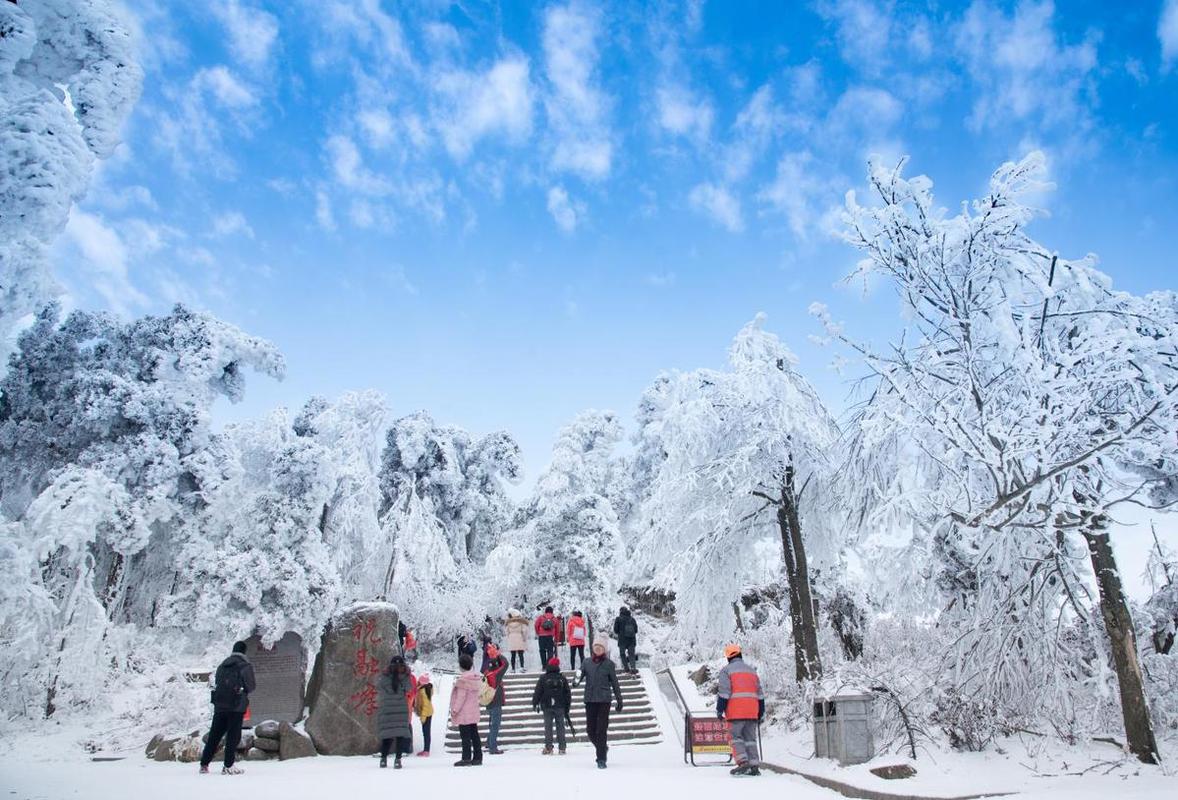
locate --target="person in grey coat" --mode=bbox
[576,639,623,769]
[377,655,414,768]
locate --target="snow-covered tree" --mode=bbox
[1,0,142,359]
[816,152,1178,762]
[492,410,626,622]
[629,315,840,674]
[0,303,283,716]
[378,412,521,565]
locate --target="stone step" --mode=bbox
[453,714,658,733]
[496,704,653,718]
[444,720,660,740]
[443,730,661,750]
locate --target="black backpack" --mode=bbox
[211,660,244,706]
[541,672,566,707]
[622,617,637,637]
[541,617,555,632]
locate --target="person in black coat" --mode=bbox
[199,641,257,775]
[531,657,572,754]
[613,607,639,674]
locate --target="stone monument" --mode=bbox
[244,631,306,725]
[304,602,399,755]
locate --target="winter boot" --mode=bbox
[221,765,243,775]
[558,747,567,755]
[394,756,402,769]
[542,746,553,755]
[379,755,387,768]
[596,759,607,769]
[199,765,209,774]
[748,766,761,777]
[453,759,472,767]
[729,763,752,776]
[471,758,483,766]
[416,750,430,757]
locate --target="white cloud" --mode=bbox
[546,185,583,233]
[688,182,743,233]
[320,0,414,70]
[954,1,1097,139]
[757,151,840,240]
[817,0,895,74]
[61,212,149,316]
[211,1,279,68]
[1162,0,1178,68]
[721,85,783,183]
[211,211,254,238]
[656,84,713,143]
[358,109,397,148]
[194,66,257,109]
[315,190,336,231]
[543,1,613,180]
[433,56,534,159]
[325,135,391,195]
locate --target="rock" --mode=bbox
[175,736,204,763]
[145,734,165,758]
[244,632,307,724]
[244,747,274,761]
[238,731,255,752]
[254,719,281,739]
[688,665,712,686]
[253,735,280,753]
[150,737,181,761]
[305,602,399,756]
[278,721,317,760]
[871,764,917,780]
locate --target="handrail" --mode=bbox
[656,667,691,715]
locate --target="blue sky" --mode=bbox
[53,0,1178,518]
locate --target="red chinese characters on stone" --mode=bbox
[353,647,381,678]
[352,618,383,645]
[349,683,378,716]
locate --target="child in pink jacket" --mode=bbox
[449,653,483,766]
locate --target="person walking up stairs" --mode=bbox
[532,657,572,755]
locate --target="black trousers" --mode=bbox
[568,644,585,670]
[584,701,611,762]
[421,716,432,752]
[459,723,482,762]
[379,736,411,758]
[511,650,525,669]
[538,636,555,664]
[200,710,244,768]
[619,641,636,671]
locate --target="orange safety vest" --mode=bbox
[726,671,761,720]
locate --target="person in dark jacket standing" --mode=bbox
[576,639,623,769]
[482,644,509,754]
[199,641,257,775]
[532,656,572,755]
[377,655,414,768]
[613,607,639,674]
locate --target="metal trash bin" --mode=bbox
[813,693,875,765]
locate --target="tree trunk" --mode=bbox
[1082,517,1159,764]
[777,464,822,682]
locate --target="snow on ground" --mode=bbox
[1,659,1175,800]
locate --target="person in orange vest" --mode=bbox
[716,644,764,777]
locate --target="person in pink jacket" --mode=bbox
[449,653,484,766]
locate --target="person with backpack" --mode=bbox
[457,633,478,665]
[565,611,588,671]
[482,644,509,755]
[377,655,414,768]
[575,638,623,769]
[449,653,483,766]
[403,628,418,663]
[535,606,559,665]
[199,641,257,775]
[413,672,434,757]
[504,609,529,672]
[531,656,572,755]
[613,607,639,674]
[716,644,764,777]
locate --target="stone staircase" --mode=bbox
[444,668,662,752]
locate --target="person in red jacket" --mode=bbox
[482,644,509,755]
[565,610,588,670]
[534,606,559,665]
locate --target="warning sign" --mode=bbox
[684,714,733,764]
